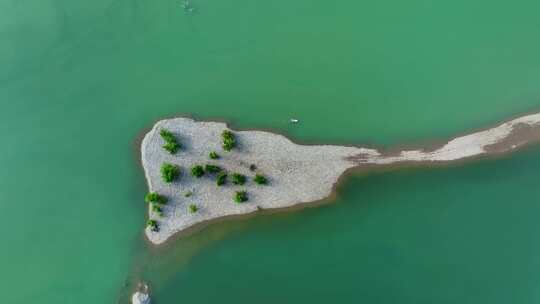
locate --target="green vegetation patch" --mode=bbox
[159,129,176,142]
[160,129,181,154]
[147,219,159,232]
[232,173,246,185]
[234,191,248,203]
[191,165,205,178]
[189,204,199,213]
[151,204,163,216]
[145,192,167,204]
[209,151,220,159]
[184,191,193,197]
[216,172,227,186]
[222,130,236,151]
[254,174,268,185]
[161,163,180,183]
[163,142,180,154]
[204,164,222,173]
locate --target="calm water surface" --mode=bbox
[1,0,540,303]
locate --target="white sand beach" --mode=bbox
[141,112,540,245]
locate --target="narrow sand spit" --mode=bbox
[141,113,540,245]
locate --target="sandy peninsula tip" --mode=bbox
[141,112,540,244]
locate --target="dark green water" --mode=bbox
[1,0,540,303]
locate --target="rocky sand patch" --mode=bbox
[141,113,540,245]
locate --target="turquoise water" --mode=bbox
[1,0,540,303]
[144,147,540,304]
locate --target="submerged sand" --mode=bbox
[141,112,540,245]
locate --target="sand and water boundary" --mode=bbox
[138,111,540,246]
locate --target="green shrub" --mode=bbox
[161,163,180,183]
[160,129,176,142]
[189,204,198,213]
[184,191,192,197]
[160,129,181,154]
[222,130,236,151]
[232,173,246,185]
[204,164,222,173]
[234,191,248,203]
[163,142,180,154]
[147,219,159,231]
[222,130,234,141]
[223,139,234,151]
[145,192,167,204]
[151,204,163,216]
[254,174,268,185]
[191,165,205,178]
[249,164,257,171]
[216,172,227,186]
[209,151,220,159]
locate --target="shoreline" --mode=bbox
[145,143,538,251]
[142,118,368,245]
[133,107,540,177]
[139,111,540,246]
[134,107,540,163]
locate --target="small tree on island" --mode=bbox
[232,173,246,185]
[161,163,180,183]
[205,164,222,173]
[216,172,227,186]
[160,129,182,154]
[160,129,176,142]
[222,130,236,151]
[209,151,220,159]
[191,165,205,178]
[189,204,199,213]
[147,219,159,232]
[151,204,163,216]
[254,174,268,185]
[163,142,180,154]
[234,191,248,203]
[145,192,167,204]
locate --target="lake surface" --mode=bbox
[1,0,540,303]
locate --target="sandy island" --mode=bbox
[141,112,540,245]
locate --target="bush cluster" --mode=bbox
[234,191,248,203]
[189,204,199,213]
[254,174,267,185]
[209,151,220,159]
[216,172,227,186]
[222,130,236,151]
[160,129,181,154]
[145,192,167,204]
[147,219,159,232]
[163,142,180,154]
[191,165,205,178]
[205,164,222,173]
[151,204,163,216]
[159,129,175,142]
[232,173,246,185]
[161,163,180,183]
[216,171,227,186]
